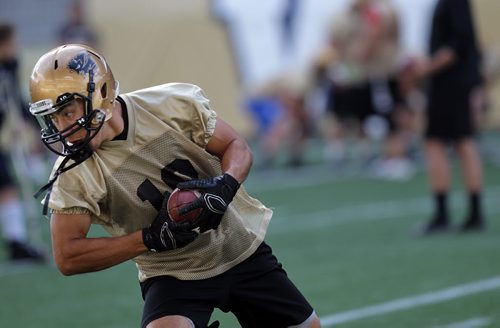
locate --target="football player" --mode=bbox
[29,44,320,328]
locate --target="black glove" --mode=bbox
[142,193,199,252]
[177,173,240,233]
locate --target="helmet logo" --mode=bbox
[68,52,96,75]
[57,93,72,103]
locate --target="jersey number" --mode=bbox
[136,159,199,211]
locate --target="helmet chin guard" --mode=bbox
[31,94,106,158]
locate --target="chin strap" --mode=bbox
[33,146,94,216]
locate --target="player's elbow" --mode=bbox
[56,257,79,276]
[54,251,81,276]
[57,263,76,276]
[59,266,76,276]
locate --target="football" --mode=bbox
[167,188,202,222]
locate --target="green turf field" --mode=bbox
[1,139,499,328]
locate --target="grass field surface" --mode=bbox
[0,139,499,328]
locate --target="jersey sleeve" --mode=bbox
[47,157,106,216]
[163,83,218,148]
[125,83,218,148]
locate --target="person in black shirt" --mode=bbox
[413,0,485,233]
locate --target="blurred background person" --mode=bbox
[412,0,485,233]
[0,23,45,262]
[57,0,99,48]
[213,0,316,169]
[246,72,313,169]
[390,0,446,166]
[315,0,414,179]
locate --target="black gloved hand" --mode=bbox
[142,193,199,252]
[177,173,240,233]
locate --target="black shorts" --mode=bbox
[140,242,315,328]
[425,85,475,141]
[327,78,400,132]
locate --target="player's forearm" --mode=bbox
[54,230,147,276]
[220,138,253,184]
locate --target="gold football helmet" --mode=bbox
[29,44,119,157]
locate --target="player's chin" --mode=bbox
[88,137,104,150]
[68,138,95,151]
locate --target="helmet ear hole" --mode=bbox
[101,83,107,98]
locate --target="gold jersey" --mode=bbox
[48,83,273,282]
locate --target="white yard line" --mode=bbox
[435,317,492,328]
[320,276,500,327]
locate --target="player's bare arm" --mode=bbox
[51,212,147,275]
[176,118,252,232]
[205,118,253,183]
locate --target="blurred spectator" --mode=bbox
[57,0,99,48]
[246,72,312,169]
[316,0,414,178]
[412,0,485,233]
[213,0,314,169]
[0,23,45,262]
